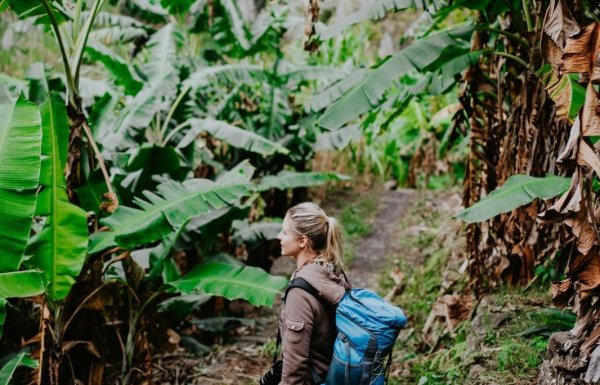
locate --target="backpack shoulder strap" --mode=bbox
[283,277,328,307]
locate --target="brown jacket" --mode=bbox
[279,262,350,385]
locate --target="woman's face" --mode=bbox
[277,215,303,258]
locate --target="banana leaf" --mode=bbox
[26,95,89,301]
[159,0,194,15]
[85,41,143,94]
[0,299,5,339]
[184,64,268,90]
[89,179,255,253]
[0,95,42,272]
[0,271,45,298]
[114,24,181,139]
[317,25,474,130]
[220,0,252,50]
[258,171,351,191]
[232,220,282,248]
[283,66,348,85]
[6,0,69,24]
[455,175,571,223]
[0,286,36,357]
[114,73,178,139]
[0,352,38,385]
[0,96,41,190]
[141,24,182,83]
[90,11,149,44]
[305,69,368,113]
[547,73,586,122]
[168,261,288,307]
[185,118,289,156]
[157,293,211,320]
[318,0,439,40]
[314,125,361,151]
[128,0,168,20]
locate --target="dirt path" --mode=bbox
[348,189,415,290]
[179,188,416,385]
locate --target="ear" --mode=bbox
[298,235,309,249]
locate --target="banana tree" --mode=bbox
[535,3,600,383]
[0,96,46,335]
[0,3,358,383]
[4,0,115,204]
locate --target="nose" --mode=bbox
[276,231,282,240]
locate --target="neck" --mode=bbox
[296,249,318,269]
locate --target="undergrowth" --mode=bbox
[383,190,575,385]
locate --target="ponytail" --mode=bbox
[287,202,344,267]
[324,216,343,265]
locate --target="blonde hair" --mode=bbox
[286,202,343,265]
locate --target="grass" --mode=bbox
[393,285,573,385]
[382,190,574,385]
[323,187,378,267]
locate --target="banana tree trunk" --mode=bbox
[462,7,569,290]
[537,2,600,382]
[66,99,85,202]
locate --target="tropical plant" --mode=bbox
[0,2,356,384]
[456,175,570,223]
[309,2,597,384]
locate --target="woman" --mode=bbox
[275,202,350,385]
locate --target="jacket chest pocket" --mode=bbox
[284,318,305,344]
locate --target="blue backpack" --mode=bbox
[284,278,407,385]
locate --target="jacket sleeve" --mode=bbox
[281,288,316,385]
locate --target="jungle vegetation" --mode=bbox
[0,0,599,384]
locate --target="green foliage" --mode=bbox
[26,95,89,301]
[337,193,377,265]
[0,271,45,299]
[0,0,488,381]
[169,261,288,307]
[0,353,38,385]
[316,25,474,130]
[89,179,255,252]
[85,41,143,94]
[0,96,41,270]
[456,175,571,223]
[318,0,441,40]
[546,73,586,122]
[0,95,41,191]
[157,293,211,320]
[258,171,351,191]
[232,220,282,249]
[186,118,289,156]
